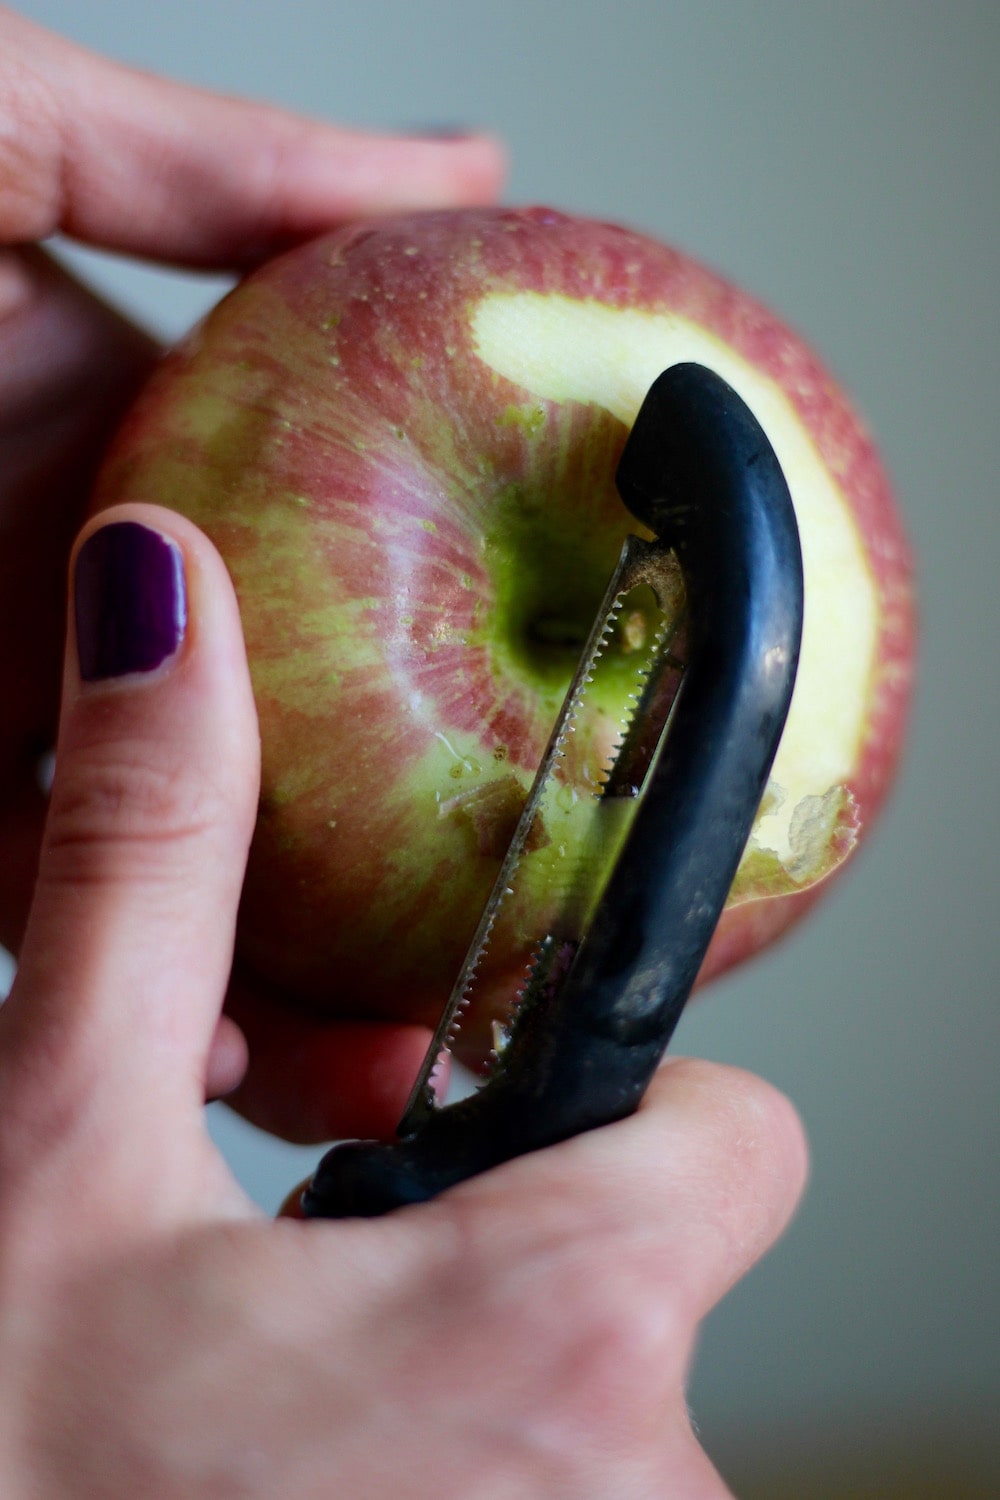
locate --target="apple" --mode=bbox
[90,206,914,1044]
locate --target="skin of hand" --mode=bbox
[0,3,506,1140]
[0,506,808,1498]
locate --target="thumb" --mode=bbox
[5,505,260,1138]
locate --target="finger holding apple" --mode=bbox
[90,206,914,1081]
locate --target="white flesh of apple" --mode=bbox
[471,292,878,881]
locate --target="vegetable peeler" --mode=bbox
[302,362,804,1219]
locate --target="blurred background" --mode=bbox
[4,2,998,1494]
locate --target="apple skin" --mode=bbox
[90,207,914,1036]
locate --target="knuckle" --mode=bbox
[41,739,237,887]
[431,1201,685,1477]
[512,1266,683,1485]
[0,49,65,241]
[552,1257,681,1396]
[241,116,327,241]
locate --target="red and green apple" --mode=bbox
[90,207,915,1041]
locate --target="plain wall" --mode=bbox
[4,2,998,1492]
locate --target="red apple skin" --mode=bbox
[90,207,915,1032]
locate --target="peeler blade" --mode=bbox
[398,535,687,1137]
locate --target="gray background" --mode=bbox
[4,2,998,1494]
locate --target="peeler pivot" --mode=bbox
[302,362,804,1219]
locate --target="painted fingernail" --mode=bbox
[74,521,187,682]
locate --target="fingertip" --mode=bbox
[205,1015,250,1101]
[71,501,260,754]
[419,128,509,202]
[242,127,509,261]
[73,502,243,614]
[633,1058,810,1313]
[645,1056,810,1217]
[71,515,188,686]
[224,981,434,1144]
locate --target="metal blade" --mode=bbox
[398,533,685,1137]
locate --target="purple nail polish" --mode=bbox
[75,522,187,682]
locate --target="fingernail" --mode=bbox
[74,521,187,682]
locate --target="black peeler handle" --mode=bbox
[302,363,804,1219]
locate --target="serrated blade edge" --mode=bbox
[398,534,682,1137]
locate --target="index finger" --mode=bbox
[0,7,506,267]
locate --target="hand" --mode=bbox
[0,504,807,1496]
[0,4,505,1137]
